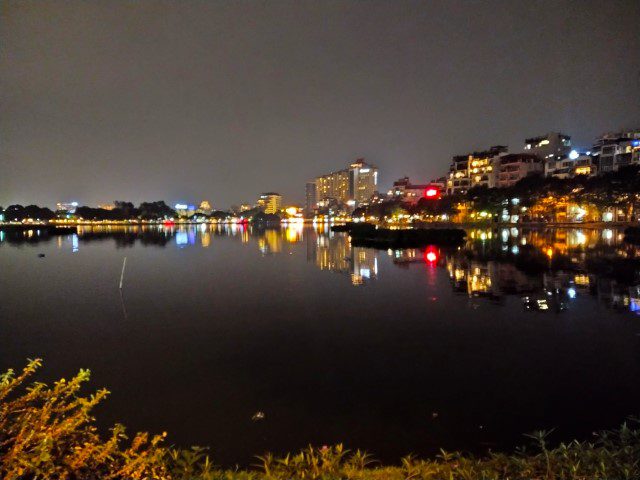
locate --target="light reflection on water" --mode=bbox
[7,224,634,314]
[1,224,640,465]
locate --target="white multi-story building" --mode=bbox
[445,145,507,194]
[546,150,596,179]
[523,132,572,178]
[495,154,544,188]
[592,130,640,173]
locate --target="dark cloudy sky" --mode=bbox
[1,1,639,209]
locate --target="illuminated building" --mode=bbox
[446,155,471,195]
[591,130,640,173]
[524,132,571,159]
[197,200,213,215]
[314,158,378,207]
[523,132,572,179]
[390,177,441,204]
[257,193,282,214]
[572,153,596,177]
[174,203,196,217]
[56,202,79,213]
[97,203,115,210]
[305,181,317,215]
[316,170,349,206]
[239,204,253,212]
[495,154,544,188]
[545,151,595,179]
[349,159,378,204]
[446,146,507,195]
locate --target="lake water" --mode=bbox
[2,224,640,465]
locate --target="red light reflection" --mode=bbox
[424,246,438,264]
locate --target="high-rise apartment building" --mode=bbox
[257,193,282,214]
[348,159,378,204]
[305,182,317,214]
[313,158,378,207]
[316,170,349,205]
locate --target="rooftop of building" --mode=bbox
[525,132,570,143]
[499,153,542,164]
[452,145,508,161]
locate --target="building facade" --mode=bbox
[257,193,282,214]
[592,130,640,173]
[495,153,544,188]
[446,145,507,195]
[56,202,78,213]
[545,150,596,179]
[390,177,441,204]
[313,158,378,207]
[524,132,571,162]
[348,159,378,204]
[305,181,317,215]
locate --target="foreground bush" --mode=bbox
[1,360,639,479]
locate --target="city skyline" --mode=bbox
[2,1,639,208]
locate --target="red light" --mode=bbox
[424,247,438,264]
[424,187,440,199]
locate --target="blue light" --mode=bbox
[567,287,576,299]
[633,140,640,147]
[176,232,188,246]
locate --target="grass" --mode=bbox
[1,359,639,479]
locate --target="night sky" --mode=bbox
[1,1,639,209]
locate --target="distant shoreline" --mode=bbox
[0,220,637,230]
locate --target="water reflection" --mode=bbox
[450,227,640,314]
[307,230,378,285]
[2,223,640,465]
[2,224,640,314]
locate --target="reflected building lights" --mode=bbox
[4,223,640,315]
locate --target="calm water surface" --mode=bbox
[2,224,640,465]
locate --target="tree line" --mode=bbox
[0,200,282,222]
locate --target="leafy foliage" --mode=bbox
[0,359,168,479]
